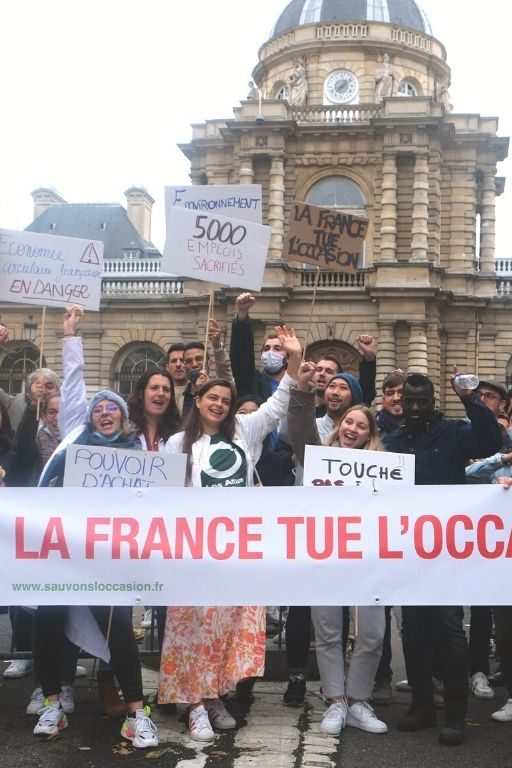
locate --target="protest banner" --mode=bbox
[303,446,415,487]
[63,445,186,488]
[165,185,263,224]
[161,206,271,291]
[1,485,511,606]
[0,228,104,311]
[283,202,368,272]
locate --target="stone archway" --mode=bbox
[305,340,361,377]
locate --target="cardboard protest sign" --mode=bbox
[63,445,187,488]
[303,445,415,487]
[283,202,368,272]
[0,228,104,311]
[165,185,262,224]
[162,206,271,291]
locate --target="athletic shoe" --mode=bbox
[284,675,306,707]
[26,687,45,716]
[491,698,512,722]
[346,701,388,734]
[34,700,68,736]
[189,704,215,742]
[395,679,412,692]
[140,609,153,629]
[470,671,494,699]
[320,700,347,735]
[3,659,33,679]
[397,704,437,731]
[372,679,392,705]
[75,665,87,678]
[439,714,465,746]
[59,685,75,714]
[121,706,158,749]
[205,698,236,729]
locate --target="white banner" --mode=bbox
[303,446,415,487]
[63,445,186,488]
[162,206,271,291]
[1,485,511,606]
[0,228,104,310]
[165,185,263,224]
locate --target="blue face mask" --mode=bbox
[261,350,286,375]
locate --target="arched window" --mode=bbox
[114,343,166,397]
[276,85,289,101]
[0,343,41,395]
[306,177,366,215]
[398,80,418,97]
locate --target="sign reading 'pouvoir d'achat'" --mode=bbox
[0,228,104,311]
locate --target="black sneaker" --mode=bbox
[439,714,465,746]
[283,675,306,707]
[397,704,437,731]
[236,678,256,704]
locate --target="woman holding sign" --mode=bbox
[158,326,302,742]
[287,362,388,737]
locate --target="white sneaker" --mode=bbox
[121,706,158,749]
[491,698,512,722]
[26,687,45,716]
[346,701,388,734]
[34,700,68,736]
[75,665,87,678]
[205,698,236,729]
[189,704,215,742]
[470,671,494,699]
[395,679,411,692]
[320,700,347,735]
[3,659,33,679]
[59,685,75,714]
[140,609,153,629]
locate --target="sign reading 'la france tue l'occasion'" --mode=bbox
[0,228,104,311]
[283,202,368,272]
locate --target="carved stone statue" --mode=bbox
[247,80,259,100]
[286,56,307,106]
[437,77,453,112]
[375,53,394,102]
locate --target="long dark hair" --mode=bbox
[181,378,237,482]
[128,369,181,443]
[0,401,14,447]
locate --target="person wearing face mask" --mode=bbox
[181,320,235,417]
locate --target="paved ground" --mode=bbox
[1,613,511,768]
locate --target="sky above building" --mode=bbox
[1,0,509,257]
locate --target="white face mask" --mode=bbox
[261,350,286,375]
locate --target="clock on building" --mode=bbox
[324,70,359,104]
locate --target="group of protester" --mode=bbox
[0,294,511,750]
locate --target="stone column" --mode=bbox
[376,321,397,391]
[268,156,285,259]
[479,169,496,273]
[239,156,254,185]
[411,154,429,262]
[408,323,428,373]
[379,154,398,262]
[428,150,441,266]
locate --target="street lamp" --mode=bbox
[23,315,38,343]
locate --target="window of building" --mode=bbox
[367,0,390,23]
[398,80,418,97]
[300,0,322,24]
[306,177,366,213]
[276,85,289,101]
[114,343,166,397]
[0,343,41,395]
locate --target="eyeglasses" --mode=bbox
[92,403,120,415]
[45,409,59,417]
[477,391,500,401]
[383,388,403,397]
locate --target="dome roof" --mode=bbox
[272,0,432,37]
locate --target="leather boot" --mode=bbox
[97,670,127,718]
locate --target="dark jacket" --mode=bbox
[0,436,17,486]
[382,395,502,485]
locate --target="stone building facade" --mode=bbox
[1,0,510,413]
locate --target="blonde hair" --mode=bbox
[326,405,383,452]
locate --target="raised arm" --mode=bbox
[59,307,88,437]
[356,333,377,406]
[208,319,235,386]
[286,361,321,466]
[230,293,257,397]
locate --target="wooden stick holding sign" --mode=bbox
[302,266,321,362]
[203,284,215,355]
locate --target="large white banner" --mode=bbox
[304,446,415,487]
[1,485,511,606]
[63,445,186,488]
[0,228,104,310]
[165,185,263,224]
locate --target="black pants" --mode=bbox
[469,605,493,676]
[34,606,143,703]
[402,605,468,717]
[493,607,512,698]
[9,607,32,652]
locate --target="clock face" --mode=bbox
[325,70,358,104]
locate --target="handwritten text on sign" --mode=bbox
[0,228,104,311]
[162,206,271,291]
[283,202,368,272]
[165,185,262,224]
[2,485,512,606]
[303,446,415,487]
[63,445,186,488]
